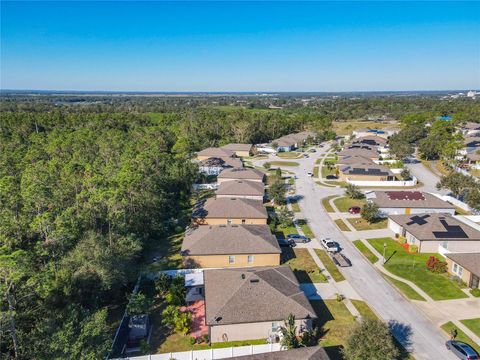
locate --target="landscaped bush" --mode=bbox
[470,288,480,297]
[408,244,418,253]
[449,275,467,288]
[397,236,407,244]
[426,256,447,273]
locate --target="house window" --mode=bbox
[247,255,254,264]
[228,256,235,264]
[453,263,463,277]
[242,219,246,224]
[271,322,279,332]
[227,219,232,225]
[442,241,449,249]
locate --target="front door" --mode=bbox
[405,208,411,215]
[470,275,479,289]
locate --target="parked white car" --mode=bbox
[320,237,339,253]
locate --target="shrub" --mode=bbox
[127,292,153,315]
[361,202,380,223]
[189,337,196,345]
[426,256,447,273]
[470,288,480,297]
[397,236,407,244]
[408,244,418,253]
[155,273,171,295]
[202,334,209,343]
[345,184,364,199]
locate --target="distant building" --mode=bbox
[366,191,455,217]
[196,147,236,161]
[216,179,265,201]
[220,143,253,158]
[198,157,243,175]
[338,162,394,182]
[271,131,316,152]
[217,167,265,184]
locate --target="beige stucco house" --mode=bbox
[217,167,265,184]
[181,224,281,268]
[445,253,480,289]
[192,197,268,225]
[204,266,317,343]
[196,147,236,161]
[388,213,480,253]
[338,162,394,182]
[220,143,253,158]
[216,180,264,201]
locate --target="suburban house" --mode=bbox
[272,131,316,152]
[352,128,399,139]
[220,143,253,157]
[229,346,331,360]
[352,135,387,147]
[459,122,480,137]
[338,162,394,182]
[217,167,265,184]
[181,224,281,268]
[457,136,480,169]
[216,180,265,201]
[196,147,236,161]
[337,146,380,162]
[204,266,317,343]
[337,154,374,166]
[198,157,243,176]
[388,213,480,253]
[366,191,455,217]
[445,253,480,290]
[192,197,268,225]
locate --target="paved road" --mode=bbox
[406,159,449,194]
[257,145,457,360]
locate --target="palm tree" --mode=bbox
[279,313,299,349]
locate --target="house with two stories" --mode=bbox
[387,213,480,253]
[181,224,281,268]
[198,157,243,176]
[216,179,265,201]
[220,143,253,158]
[337,146,380,162]
[192,197,268,225]
[366,191,455,217]
[204,266,317,343]
[217,167,265,184]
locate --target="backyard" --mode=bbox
[333,197,366,212]
[282,248,327,283]
[368,238,468,300]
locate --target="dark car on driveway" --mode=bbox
[446,340,479,360]
[348,206,361,214]
[326,174,337,180]
[286,234,310,243]
[278,238,296,247]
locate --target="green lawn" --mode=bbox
[290,199,301,212]
[460,318,480,338]
[321,166,337,178]
[311,299,355,348]
[266,161,299,167]
[313,166,320,178]
[382,274,426,301]
[441,322,480,354]
[322,196,336,212]
[298,220,314,238]
[275,224,298,239]
[350,300,378,321]
[346,218,388,231]
[368,238,468,300]
[471,288,480,297]
[277,152,303,158]
[334,219,351,232]
[282,248,327,283]
[314,249,345,282]
[333,197,366,212]
[353,240,379,263]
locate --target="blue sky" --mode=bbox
[1,1,479,91]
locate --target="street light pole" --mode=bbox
[383,242,387,264]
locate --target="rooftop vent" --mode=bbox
[250,279,259,284]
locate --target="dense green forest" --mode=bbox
[0,95,478,359]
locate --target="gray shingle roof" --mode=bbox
[229,346,330,360]
[371,191,455,209]
[218,167,265,181]
[445,252,480,277]
[181,224,281,256]
[216,180,264,197]
[221,143,253,152]
[337,147,379,160]
[204,266,317,326]
[389,213,480,241]
[197,147,235,158]
[193,197,268,219]
[199,157,243,168]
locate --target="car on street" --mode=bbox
[446,340,479,359]
[309,149,316,153]
[304,154,309,158]
[348,206,361,214]
[278,238,296,247]
[326,174,337,179]
[307,172,313,177]
[286,234,310,243]
[320,237,340,252]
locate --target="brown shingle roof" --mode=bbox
[445,253,480,277]
[352,135,387,146]
[337,155,373,165]
[389,213,480,241]
[197,147,235,158]
[229,346,330,360]
[273,131,316,147]
[371,191,455,209]
[337,147,379,160]
[193,198,268,219]
[204,266,317,326]
[181,224,281,256]
[221,143,253,152]
[218,167,265,181]
[216,180,264,197]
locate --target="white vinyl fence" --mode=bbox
[116,343,282,360]
[346,176,418,187]
[193,183,218,190]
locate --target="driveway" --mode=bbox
[257,145,457,360]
